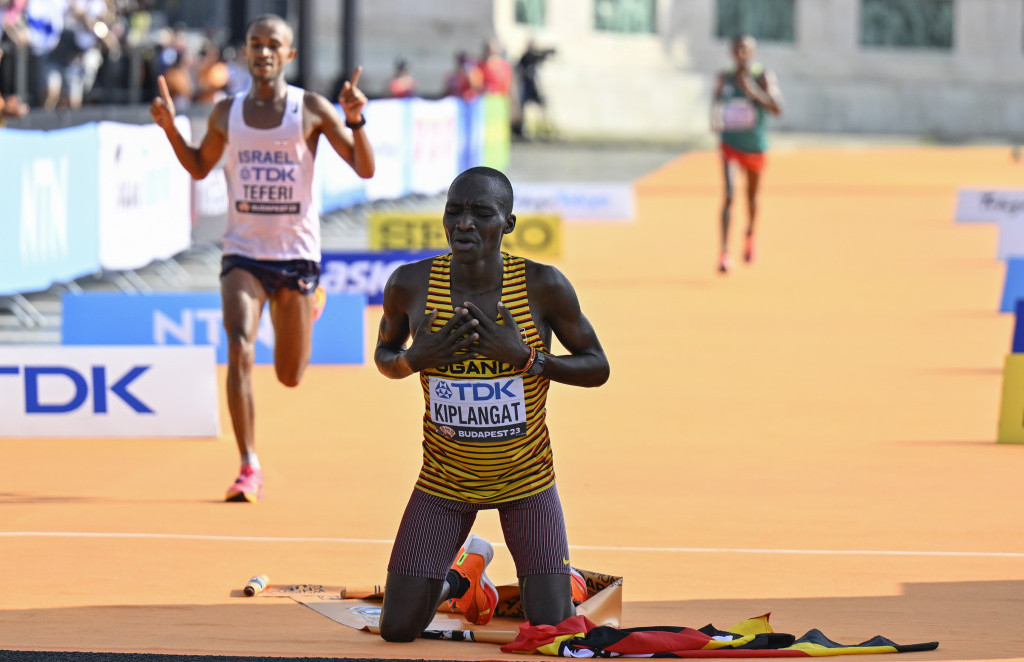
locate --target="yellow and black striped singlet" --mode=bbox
[417,252,553,503]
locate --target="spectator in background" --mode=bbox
[0,47,28,124]
[222,43,249,95]
[61,0,120,108]
[388,57,414,98]
[444,50,481,101]
[194,39,228,105]
[477,38,511,95]
[24,0,68,109]
[514,39,555,139]
[1,0,29,100]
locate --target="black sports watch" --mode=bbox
[527,351,547,376]
[345,114,366,130]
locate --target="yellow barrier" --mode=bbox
[368,211,562,259]
[997,353,1024,443]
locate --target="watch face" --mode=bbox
[528,352,545,375]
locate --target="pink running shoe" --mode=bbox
[312,285,327,322]
[743,235,756,264]
[225,465,263,502]
[446,534,499,625]
[718,252,732,274]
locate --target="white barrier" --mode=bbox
[97,119,193,270]
[0,346,219,437]
[955,189,1024,223]
[515,182,636,222]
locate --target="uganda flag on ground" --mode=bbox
[500,613,938,657]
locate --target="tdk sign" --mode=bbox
[61,291,366,365]
[0,346,218,437]
[321,251,435,305]
[0,364,152,413]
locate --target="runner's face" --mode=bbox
[443,175,513,256]
[732,37,755,67]
[245,21,295,81]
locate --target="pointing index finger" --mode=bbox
[157,75,172,104]
[349,66,362,89]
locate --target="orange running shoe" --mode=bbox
[312,285,327,322]
[225,465,263,502]
[446,534,498,625]
[570,567,588,603]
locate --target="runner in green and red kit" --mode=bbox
[711,34,783,273]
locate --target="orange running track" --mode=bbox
[2,145,1023,660]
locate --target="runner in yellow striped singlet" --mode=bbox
[374,167,610,642]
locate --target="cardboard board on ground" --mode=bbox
[258,568,622,644]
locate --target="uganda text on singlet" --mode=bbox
[222,85,321,261]
[417,253,555,504]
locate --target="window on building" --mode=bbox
[594,0,656,34]
[515,0,546,26]
[715,0,796,43]
[860,0,954,49]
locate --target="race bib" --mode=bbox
[428,375,527,442]
[234,149,301,214]
[721,98,758,132]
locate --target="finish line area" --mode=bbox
[1,144,1022,661]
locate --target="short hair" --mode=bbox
[450,166,514,212]
[732,33,754,48]
[246,14,293,46]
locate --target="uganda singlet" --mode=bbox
[718,63,769,155]
[222,85,321,261]
[417,252,554,504]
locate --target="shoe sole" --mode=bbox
[459,534,497,624]
[225,486,262,503]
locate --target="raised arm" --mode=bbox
[150,75,228,179]
[738,69,783,116]
[311,66,375,178]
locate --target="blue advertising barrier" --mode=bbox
[61,291,366,365]
[1001,258,1024,313]
[0,125,102,295]
[321,250,436,305]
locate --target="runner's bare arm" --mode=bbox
[312,67,375,178]
[150,75,229,179]
[710,73,726,133]
[375,265,479,378]
[529,263,610,387]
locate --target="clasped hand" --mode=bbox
[408,302,530,371]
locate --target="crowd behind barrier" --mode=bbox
[0,93,511,300]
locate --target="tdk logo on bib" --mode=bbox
[428,375,527,442]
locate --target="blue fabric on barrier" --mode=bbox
[321,250,437,305]
[1001,258,1024,313]
[0,125,101,295]
[61,291,366,365]
[1013,299,1024,352]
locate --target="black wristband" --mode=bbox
[345,114,366,130]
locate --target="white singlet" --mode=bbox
[222,85,320,261]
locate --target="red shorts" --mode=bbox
[721,143,766,173]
